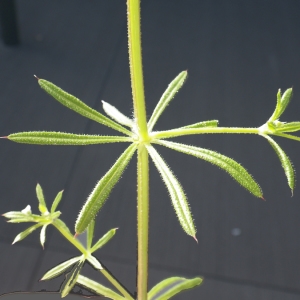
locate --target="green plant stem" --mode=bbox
[53,220,133,299]
[137,144,149,300]
[53,219,87,254]
[127,0,148,140]
[152,127,260,139]
[100,268,134,300]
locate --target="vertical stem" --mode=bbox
[127,0,149,298]
[137,144,149,300]
[127,0,148,140]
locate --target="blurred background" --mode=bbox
[0,0,300,299]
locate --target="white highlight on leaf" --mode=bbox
[21,205,31,214]
[102,101,134,128]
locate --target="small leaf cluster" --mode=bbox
[3,184,62,248]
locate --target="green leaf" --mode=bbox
[148,277,202,300]
[75,143,137,234]
[90,228,118,253]
[36,184,47,213]
[60,260,84,298]
[77,275,125,300]
[146,145,196,238]
[38,79,132,136]
[87,219,95,250]
[261,134,295,193]
[274,122,300,133]
[157,140,263,198]
[269,89,282,121]
[41,256,82,281]
[40,224,48,248]
[8,131,132,145]
[51,190,64,213]
[12,223,44,244]
[148,71,187,131]
[102,101,134,128]
[86,255,102,270]
[181,120,219,129]
[3,211,31,219]
[279,88,293,118]
[269,88,293,121]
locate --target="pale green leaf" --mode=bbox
[77,275,125,300]
[148,277,202,300]
[12,223,43,244]
[75,143,137,234]
[156,140,263,198]
[38,79,132,136]
[86,255,102,270]
[90,228,118,253]
[102,101,134,128]
[279,88,293,118]
[41,256,82,280]
[8,131,131,145]
[3,211,30,219]
[40,224,48,248]
[50,190,64,213]
[60,260,84,298]
[148,71,187,131]
[274,122,300,133]
[146,145,196,237]
[36,184,47,211]
[269,89,282,121]
[262,134,295,193]
[181,120,219,129]
[87,219,95,250]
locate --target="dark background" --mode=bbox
[0,1,300,299]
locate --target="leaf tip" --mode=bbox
[261,196,266,201]
[0,136,8,139]
[193,235,198,243]
[33,74,40,80]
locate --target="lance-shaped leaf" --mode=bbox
[36,184,47,214]
[87,255,102,270]
[269,88,293,121]
[156,140,263,198]
[38,79,132,136]
[261,134,295,193]
[3,211,32,220]
[77,275,125,300]
[8,132,131,145]
[90,228,117,253]
[75,143,137,234]
[148,277,202,300]
[41,256,82,280]
[102,101,134,128]
[274,122,300,133]
[51,190,64,213]
[60,260,84,298]
[181,120,219,129]
[146,145,196,237]
[40,224,48,248]
[148,71,187,131]
[12,223,44,244]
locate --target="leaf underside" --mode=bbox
[156,140,263,198]
[148,276,202,300]
[146,144,196,237]
[262,134,295,193]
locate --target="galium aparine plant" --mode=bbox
[3,0,300,299]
